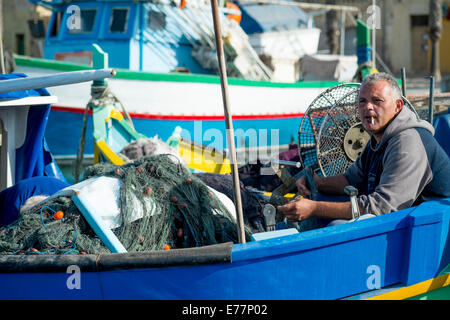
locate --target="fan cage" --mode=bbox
[298,83,420,177]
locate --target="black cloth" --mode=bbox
[194,172,267,233]
[238,144,302,192]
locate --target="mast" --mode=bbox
[0,0,5,74]
[210,0,246,243]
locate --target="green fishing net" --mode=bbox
[0,154,250,255]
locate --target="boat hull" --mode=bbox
[46,106,305,156]
[1,199,449,300]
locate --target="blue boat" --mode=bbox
[0,70,449,300]
[0,190,449,300]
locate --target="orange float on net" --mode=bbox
[163,244,171,250]
[53,211,64,220]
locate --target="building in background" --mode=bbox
[2,0,449,77]
[301,0,450,76]
[2,0,51,58]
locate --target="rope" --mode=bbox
[73,84,136,183]
[73,101,91,183]
[91,85,135,130]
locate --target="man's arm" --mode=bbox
[316,174,350,195]
[296,173,350,197]
[278,198,357,221]
[288,173,354,221]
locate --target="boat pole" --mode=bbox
[210,0,246,243]
[371,0,376,70]
[0,0,4,73]
[401,67,407,97]
[0,68,116,94]
[429,76,435,125]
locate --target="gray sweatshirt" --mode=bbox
[343,107,450,215]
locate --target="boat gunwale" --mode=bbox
[232,200,447,262]
[0,242,233,273]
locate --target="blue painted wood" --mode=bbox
[44,0,211,74]
[72,192,127,253]
[0,198,448,299]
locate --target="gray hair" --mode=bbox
[360,72,403,101]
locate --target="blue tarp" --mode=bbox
[0,73,69,226]
[0,73,66,183]
[0,176,69,227]
[236,2,310,34]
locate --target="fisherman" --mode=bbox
[278,72,450,224]
[0,176,70,227]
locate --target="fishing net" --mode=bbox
[0,154,250,255]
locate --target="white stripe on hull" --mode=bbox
[16,66,326,116]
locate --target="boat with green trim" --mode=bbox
[16,54,339,158]
[17,0,366,158]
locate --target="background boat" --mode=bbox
[15,54,339,158]
[17,0,364,161]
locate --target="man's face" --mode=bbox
[358,80,403,138]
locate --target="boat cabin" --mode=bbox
[40,0,214,74]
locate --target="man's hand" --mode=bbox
[279,198,354,221]
[295,176,310,197]
[277,198,316,222]
[295,173,320,197]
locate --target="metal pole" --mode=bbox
[210,0,246,243]
[138,2,144,72]
[0,0,5,74]
[401,67,407,97]
[271,159,301,168]
[372,0,376,69]
[238,0,359,12]
[0,68,116,94]
[340,10,346,55]
[429,76,435,125]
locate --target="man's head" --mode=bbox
[358,72,404,141]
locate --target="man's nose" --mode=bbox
[360,101,374,111]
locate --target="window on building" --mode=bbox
[49,11,62,37]
[410,15,428,27]
[109,8,129,33]
[16,34,25,55]
[444,3,450,20]
[28,20,45,38]
[68,9,97,34]
[148,10,166,30]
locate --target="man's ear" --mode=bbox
[395,98,404,113]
